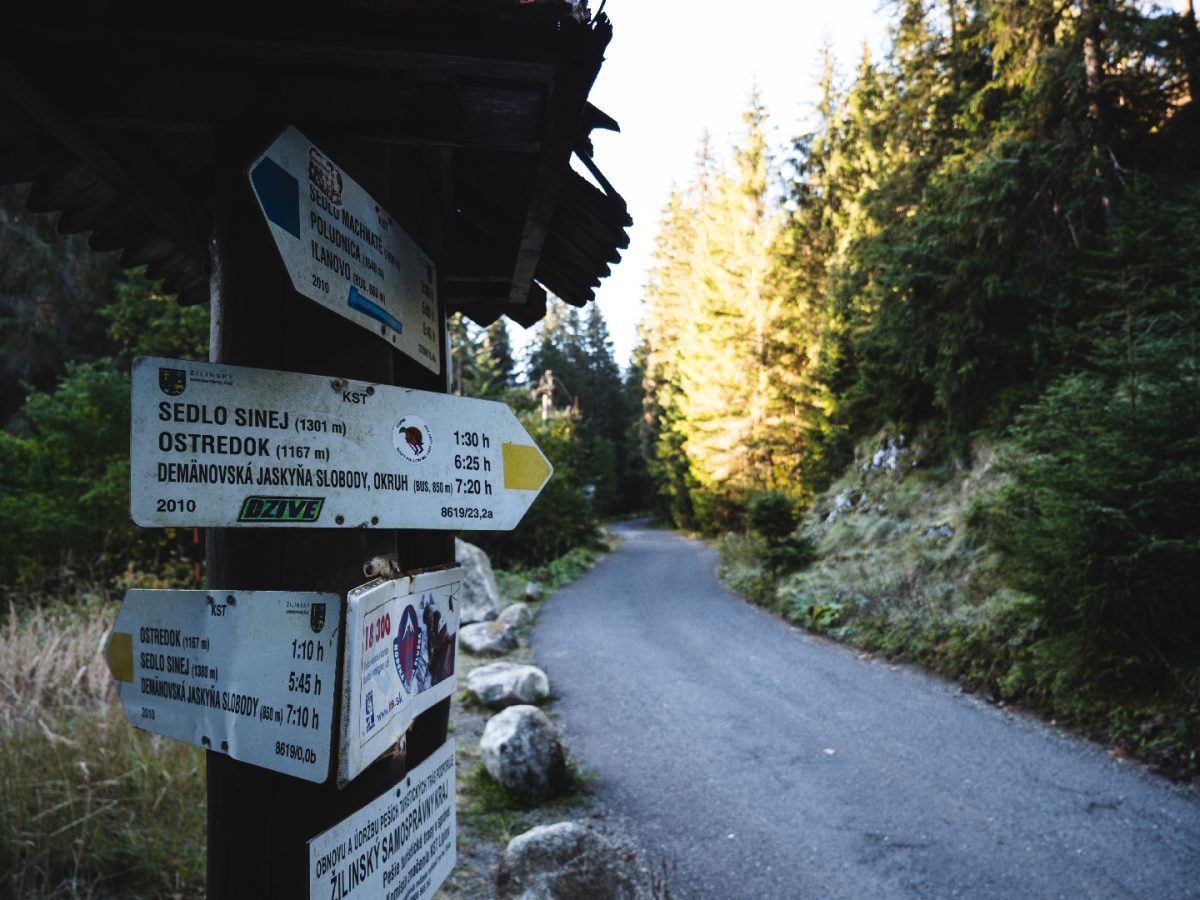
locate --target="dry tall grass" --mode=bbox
[0,597,205,899]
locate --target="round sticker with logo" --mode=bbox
[393,604,421,692]
[393,416,433,463]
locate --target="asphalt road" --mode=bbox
[531,521,1200,899]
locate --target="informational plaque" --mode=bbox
[339,568,461,785]
[310,740,456,900]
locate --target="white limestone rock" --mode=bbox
[480,705,566,802]
[455,537,501,623]
[460,620,518,656]
[466,661,550,709]
[496,821,655,900]
[499,601,535,629]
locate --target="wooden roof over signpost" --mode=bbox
[0,0,630,329]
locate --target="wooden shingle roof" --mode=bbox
[0,0,629,328]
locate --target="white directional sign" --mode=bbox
[310,740,456,900]
[104,589,340,783]
[339,568,462,786]
[248,126,440,372]
[130,356,552,530]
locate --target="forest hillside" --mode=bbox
[637,0,1198,775]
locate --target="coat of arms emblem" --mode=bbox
[159,367,186,396]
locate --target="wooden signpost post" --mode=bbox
[199,129,470,898]
[178,128,492,900]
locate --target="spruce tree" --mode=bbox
[474,320,514,400]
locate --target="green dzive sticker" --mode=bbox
[237,496,325,523]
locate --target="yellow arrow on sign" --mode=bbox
[502,443,552,491]
[106,631,134,683]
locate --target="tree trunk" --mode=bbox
[1183,0,1200,109]
[1080,0,1120,231]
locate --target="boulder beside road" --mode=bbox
[455,537,501,624]
[480,705,566,802]
[467,661,550,709]
[460,620,518,655]
[496,821,655,900]
[499,601,535,629]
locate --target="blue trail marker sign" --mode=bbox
[248,126,441,372]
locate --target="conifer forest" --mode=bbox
[1,0,1198,893]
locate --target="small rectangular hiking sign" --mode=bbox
[248,125,440,372]
[104,589,340,783]
[339,568,462,785]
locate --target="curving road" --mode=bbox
[531,521,1200,899]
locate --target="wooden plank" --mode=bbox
[507,18,611,310]
[0,135,52,184]
[560,169,632,231]
[25,161,95,212]
[133,32,557,84]
[162,269,208,300]
[541,228,611,281]
[456,306,503,327]
[76,81,544,152]
[0,57,206,264]
[545,207,624,267]
[57,188,124,235]
[174,280,210,307]
[31,23,557,83]
[88,218,150,254]
[145,249,198,284]
[507,281,547,327]
[119,236,175,270]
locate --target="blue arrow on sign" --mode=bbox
[250,157,300,238]
[348,285,404,333]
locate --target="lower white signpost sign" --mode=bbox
[340,568,462,785]
[310,739,456,900]
[104,589,340,783]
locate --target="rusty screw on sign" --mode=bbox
[330,378,374,395]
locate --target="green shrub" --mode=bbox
[744,491,816,578]
[969,310,1200,698]
[746,491,797,546]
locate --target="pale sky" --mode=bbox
[576,0,892,364]
[519,0,1188,366]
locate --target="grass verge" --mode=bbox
[0,595,205,899]
[443,537,613,899]
[719,431,1199,780]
